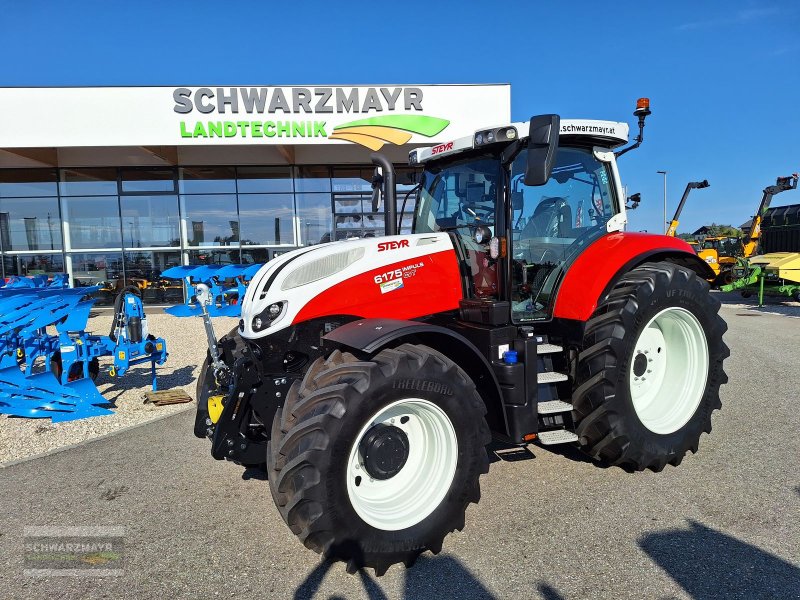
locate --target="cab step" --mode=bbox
[537,400,573,414]
[537,430,579,445]
[537,371,568,384]
[537,343,563,354]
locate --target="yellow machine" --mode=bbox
[665,179,709,237]
[741,173,798,258]
[696,236,740,284]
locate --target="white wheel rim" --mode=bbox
[628,307,709,435]
[346,398,458,531]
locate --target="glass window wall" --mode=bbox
[240,247,270,264]
[123,250,183,304]
[181,194,239,246]
[295,166,331,192]
[2,253,64,278]
[61,196,122,249]
[187,248,242,265]
[236,166,293,193]
[120,168,176,194]
[238,193,295,246]
[68,252,125,305]
[60,168,118,196]
[0,169,58,198]
[121,195,180,248]
[0,197,62,251]
[179,167,236,194]
[296,193,333,245]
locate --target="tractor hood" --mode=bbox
[240,233,463,340]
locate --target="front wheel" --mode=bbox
[267,344,491,575]
[573,261,729,471]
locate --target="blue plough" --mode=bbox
[162,263,264,318]
[0,277,168,422]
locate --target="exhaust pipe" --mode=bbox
[370,153,397,236]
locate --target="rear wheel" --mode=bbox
[573,261,728,471]
[267,344,490,575]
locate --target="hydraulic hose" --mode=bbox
[109,285,142,342]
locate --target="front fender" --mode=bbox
[323,318,508,435]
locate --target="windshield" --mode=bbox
[510,146,616,321]
[414,156,500,233]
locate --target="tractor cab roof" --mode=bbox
[410,119,630,166]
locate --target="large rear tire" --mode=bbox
[267,344,491,575]
[573,261,729,471]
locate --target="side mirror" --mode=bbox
[524,114,560,186]
[473,224,492,245]
[626,192,641,210]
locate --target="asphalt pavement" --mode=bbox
[1,302,798,599]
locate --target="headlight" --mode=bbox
[252,302,285,332]
[705,257,717,264]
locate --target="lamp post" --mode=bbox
[657,170,668,234]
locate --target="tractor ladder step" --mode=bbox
[537,344,563,354]
[537,371,568,384]
[537,430,579,445]
[537,400,573,414]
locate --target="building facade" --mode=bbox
[0,84,510,301]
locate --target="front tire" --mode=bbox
[267,344,491,575]
[573,261,729,471]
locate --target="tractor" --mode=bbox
[194,99,729,574]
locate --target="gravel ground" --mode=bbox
[0,312,238,465]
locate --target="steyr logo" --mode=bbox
[431,141,454,155]
[377,240,410,252]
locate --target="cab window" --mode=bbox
[415,156,501,299]
[510,146,616,321]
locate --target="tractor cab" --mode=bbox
[410,118,629,320]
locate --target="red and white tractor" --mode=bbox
[195,99,728,574]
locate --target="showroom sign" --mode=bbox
[172,87,454,150]
[0,85,510,149]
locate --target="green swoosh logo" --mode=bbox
[334,115,450,137]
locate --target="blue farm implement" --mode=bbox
[162,263,264,318]
[0,279,168,422]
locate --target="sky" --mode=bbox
[1,0,798,234]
